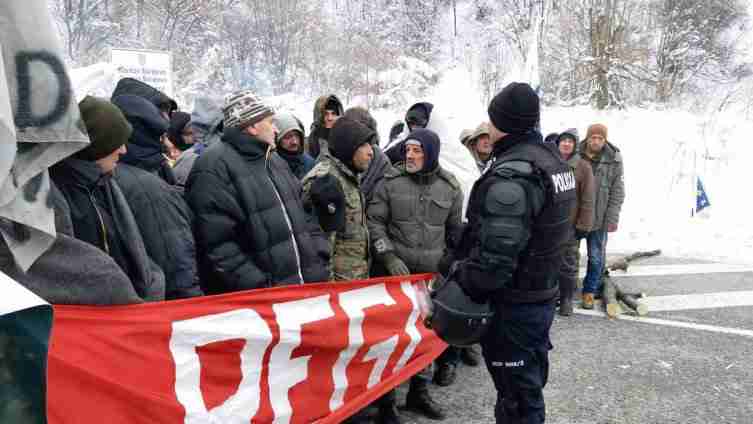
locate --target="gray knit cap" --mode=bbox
[222,89,275,130]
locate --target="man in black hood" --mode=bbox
[112,77,178,120]
[385,102,434,165]
[111,94,176,184]
[307,94,344,159]
[367,128,464,423]
[111,95,203,300]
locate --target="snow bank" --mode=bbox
[543,106,753,265]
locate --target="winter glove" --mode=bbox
[452,260,492,304]
[383,252,410,276]
[575,229,589,240]
[310,174,345,232]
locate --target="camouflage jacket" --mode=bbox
[302,155,370,281]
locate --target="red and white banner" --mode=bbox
[47,275,445,423]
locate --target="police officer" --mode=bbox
[448,82,576,423]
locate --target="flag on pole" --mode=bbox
[696,177,711,214]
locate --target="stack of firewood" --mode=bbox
[600,250,660,318]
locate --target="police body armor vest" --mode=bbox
[466,139,576,303]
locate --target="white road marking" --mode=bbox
[578,263,753,277]
[574,308,753,338]
[640,290,753,312]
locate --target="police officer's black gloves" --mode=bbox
[383,252,410,276]
[310,174,346,232]
[575,228,589,240]
[453,260,491,304]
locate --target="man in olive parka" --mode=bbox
[367,128,464,423]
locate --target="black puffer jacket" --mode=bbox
[112,94,176,185]
[114,163,202,300]
[186,127,330,294]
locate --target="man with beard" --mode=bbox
[463,122,494,173]
[368,128,463,423]
[302,117,374,281]
[578,124,624,309]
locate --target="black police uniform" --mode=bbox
[454,131,576,424]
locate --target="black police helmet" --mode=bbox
[427,276,494,347]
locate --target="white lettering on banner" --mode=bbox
[269,295,335,424]
[551,171,576,194]
[393,281,422,372]
[329,284,397,411]
[166,282,426,422]
[169,309,273,424]
[363,335,399,389]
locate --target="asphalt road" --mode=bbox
[391,253,753,424]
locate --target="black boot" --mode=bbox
[433,362,457,387]
[377,390,402,424]
[460,346,481,367]
[406,378,446,420]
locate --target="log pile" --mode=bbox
[600,249,660,318]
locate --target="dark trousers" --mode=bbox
[583,230,608,294]
[437,345,461,367]
[480,302,555,424]
[558,238,580,300]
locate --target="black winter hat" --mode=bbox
[167,112,192,151]
[329,117,375,169]
[112,94,169,138]
[544,132,559,145]
[403,128,441,173]
[325,97,342,114]
[405,102,434,128]
[556,128,579,146]
[488,82,540,135]
[343,107,379,145]
[76,96,133,161]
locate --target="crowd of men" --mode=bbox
[25,76,625,423]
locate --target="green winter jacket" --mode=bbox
[579,140,625,231]
[367,165,464,274]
